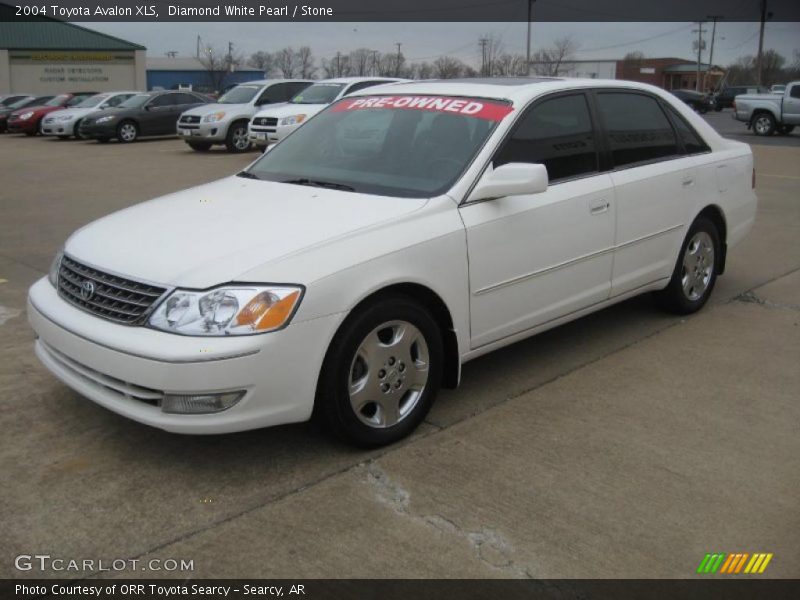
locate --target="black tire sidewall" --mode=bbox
[317,296,443,447]
[660,216,721,314]
[225,121,249,153]
[116,120,137,143]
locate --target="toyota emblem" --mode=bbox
[80,280,96,300]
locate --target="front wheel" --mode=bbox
[224,121,251,153]
[116,120,138,143]
[752,113,776,136]
[656,217,720,315]
[315,296,443,447]
[187,141,212,152]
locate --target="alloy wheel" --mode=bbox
[681,231,715,301]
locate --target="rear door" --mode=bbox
[595,91,695,295]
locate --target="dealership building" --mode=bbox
[0,7,146,95]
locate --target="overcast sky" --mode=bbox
[82,21,799,68]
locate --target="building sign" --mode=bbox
[8,50,137,93]
[640,67,656,74]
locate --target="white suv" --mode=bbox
[177,79,312,152]
[248,77,403,147]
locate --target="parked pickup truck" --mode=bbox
[733,81,799,136]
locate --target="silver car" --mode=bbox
[176,79,313,152]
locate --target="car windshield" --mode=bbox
[75,94,109,108]
[118,94,150,108]
[217,85,259,104]
[9,96,38,109]
[246,95,511,198]
[45,95,70,107]
[290,83,346,105]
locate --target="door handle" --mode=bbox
[682,176,694,187]
[590,200,610,215]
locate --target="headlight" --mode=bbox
[203,111,226,123]
[149,285,303,336]
[48,250,64,287]
[96,115,116,123]
[279,114,306,126]
[18,111,34,120]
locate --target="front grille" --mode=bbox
[40,340,163,406]
[253,117,278,127]
[180,115,201,124]
[57,255,167,325]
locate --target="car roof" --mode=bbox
[312,77,405,85]
[233,79,314,86]
[345,77,687,105]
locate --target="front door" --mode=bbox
[460,92,616,349]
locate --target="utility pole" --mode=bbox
[525,0,536,76]
[478,37,488,76]
[756,0,767,85]
[395,43,402,77]
[196,35,201,59]
[371,50,378,76]
[705,15,722,91]
[335,52,341,77]
[227,41,234,72]
[692,21,707,92]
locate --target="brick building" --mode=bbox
[615,57,724,92]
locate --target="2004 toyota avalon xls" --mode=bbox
[28,78,757,447]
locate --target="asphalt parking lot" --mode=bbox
[1,114,798,579]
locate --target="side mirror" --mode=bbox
[468,162,548,202]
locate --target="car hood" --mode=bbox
[182,102,250,116]
[43,107,95,120]
[254,103,326,119]
[65,176,429,288]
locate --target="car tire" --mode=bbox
[224,121,251,153]
[315,295,443,447]
[752,112,776,136]
[656,216,720,315]
[25,120,40,136]
[187,141,212,152]
[73,120,88,140]
[777,125,795,135]
[116,120,138,143]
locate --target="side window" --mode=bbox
[106,94,129,107]
[174,93,199,105]
[596,92,679,168]
[790,85,800,99]
[285,82,311,99]
[257,84,288,105]
[665,105,708,155]
[149,94,175,107]
[345,81,388,95]
[494,93,598,183]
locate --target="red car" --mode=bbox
[7,92,98,135]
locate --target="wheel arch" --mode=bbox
[331,282,461,390]
[695,204,728,274]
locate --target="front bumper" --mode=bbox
[79,120,118,138]
[28,277,341,434]
[41,119,77,136]
[248,125,277,146]
[177,121,227,142]
[7,118,36,134]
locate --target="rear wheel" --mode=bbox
[752,113,776,136]
[187,141,212,152]
[224,121,251,153]
[315,296,443,447]
[116,120,138,143]
[656,216,720,315]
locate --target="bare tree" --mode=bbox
[478,34,503,76]
[531,36,578,76]
[274,47,298,78]
[248,51,274,76]
[492,53,528,77]
[198,46,237,93]
[322,52,351,78]
[348,48,373,76]
[295,46,316,78]
[434,56,465,79]
[410,62,435,80]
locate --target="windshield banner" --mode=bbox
[331,96,514,121]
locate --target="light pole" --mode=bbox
[525,0,536,76]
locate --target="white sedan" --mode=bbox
[40,91,138,139]
[29,78,757,447]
